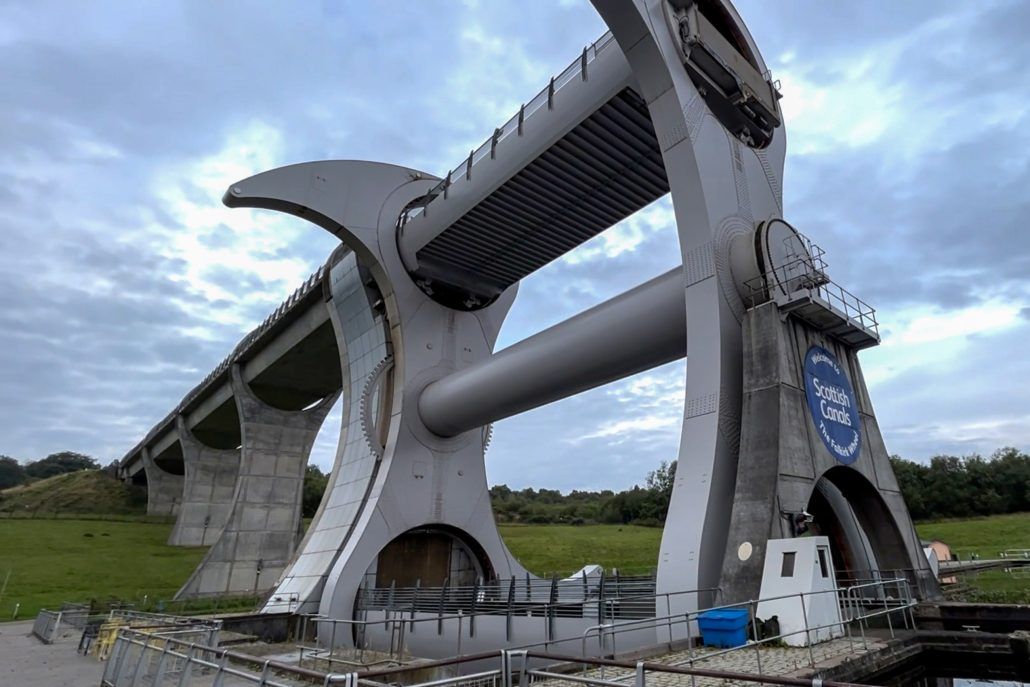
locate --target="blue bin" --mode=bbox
[697,608,749,648]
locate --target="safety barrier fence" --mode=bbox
[32,609,63,643]
[310,587,721,667]
[741,232,879,341]
[32,605,220,649]
[97,580,911,687]
[356,573,682,620]
[101,629,356,687]
[1000,548,1030,559]
[568,578,914,673]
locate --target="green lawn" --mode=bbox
[1,514,1026,621]
[914,511,1030,603]
[500,524,661,577]
[914,511,1030,559]
[0,519,206,620]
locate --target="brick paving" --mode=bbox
[530,636,888,687]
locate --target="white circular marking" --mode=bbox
[737,541,753,561]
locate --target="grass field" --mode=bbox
[914,511,1030,558]
[500,524,662,577]
[0,514,1026,620]
[0,470,147,516]
[0,519,205,620]
[915,511,1030,603]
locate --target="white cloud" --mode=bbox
[151,120,324,330]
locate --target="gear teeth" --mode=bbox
[360,356,394,459]
[482,423,493,452]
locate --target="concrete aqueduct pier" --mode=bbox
[119,0,938,651]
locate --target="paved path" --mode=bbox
[0,619,105,687]
[534,636,889,687]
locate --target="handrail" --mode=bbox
[401,29,619,226]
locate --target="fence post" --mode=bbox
[436,578,448,634]
[152,642,171,684]
[103,635,128,686]
[506,577,515,641]
[635,661,646,687]
[750,599,763,676]
[501,650,512,687]
[799,593,815,667]
[175,643,196,687]
[212,653,229,687]
[470,579,479,637]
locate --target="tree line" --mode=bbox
[0,451,106,489]
[890,448,1029,521]
[6,448,1028,525]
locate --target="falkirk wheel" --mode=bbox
[217,0,937,647]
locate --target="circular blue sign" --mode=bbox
[803,345,862,464]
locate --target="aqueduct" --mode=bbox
[118,0,937,654]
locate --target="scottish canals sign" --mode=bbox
[803,346,862,464]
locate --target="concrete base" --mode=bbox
[720,301,939,602]
[141,447,182,517]
[167,415,241,547]
[175,367,338,598]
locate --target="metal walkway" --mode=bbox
[399,33,669,308]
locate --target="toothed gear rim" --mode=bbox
[482,423,493,452]
[361,356,394,459]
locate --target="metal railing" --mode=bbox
[32,609,64,643]
[307,585,720,668]
[101,628,358,687]
[508,649,874,687]
[401,30,619,225]
[742,232,879,341]
[32,605,219,648]
[356,573,668,620]
[1000,548,1030,559]
[561,578,914,673]
[97,579,910,687]
[350,649,876,687]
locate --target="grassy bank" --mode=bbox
[0,513,1026,621]
[0,470,147,516]
[0,519,205,620]
[915,511,1030,603]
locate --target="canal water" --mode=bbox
[879,663,1029,686]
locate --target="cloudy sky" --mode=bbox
[2,1,1028,491]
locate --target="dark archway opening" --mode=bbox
[369,525,496,589]
[152,443,185,476]
[807,466,911,586]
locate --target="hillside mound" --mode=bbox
[0,470,147,515]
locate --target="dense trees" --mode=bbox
[302,464,329,518]
[890,448,1030,521]
[0,455,25,489]
[24,451,100,479]
[7,447,1027,527]
[487,451,1029,527]
[490,461,678,526]
[0,452,101,489]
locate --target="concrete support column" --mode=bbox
[175,367,339,598]
[141,446,183,517]
[167,416,241,547]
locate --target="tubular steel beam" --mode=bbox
[418,267,687,437]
